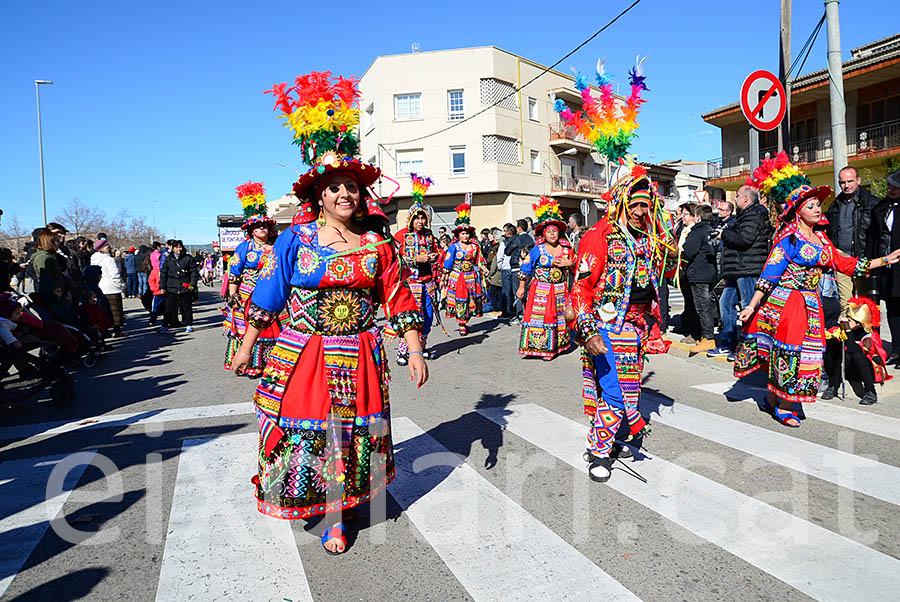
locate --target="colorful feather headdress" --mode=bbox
[452,202,474,234]
[235,181,274,231]
[407,173,434,230]
[265,71,391,225]
[746,150,831,221]
[532,196,566,238]
[554,56,648,162]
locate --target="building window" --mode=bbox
[530,150,540,173]
[364,103,375,132]
[482,135,519,165]
[791,116,818,142]
[397,149,424,175]
[527,97,538,121]
[479,78,518,111]
[448,90,464,121]
[857,95,900,128]
[450,146,466,176]
[394,93,422,121]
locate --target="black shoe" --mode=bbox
[610,442,633,459]
[422,350,436,360]
[588,456,613,483]
[821,386,838,400]
[859,391,877,405]
[397,354,408,366]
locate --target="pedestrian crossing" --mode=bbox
[2,392,899,601]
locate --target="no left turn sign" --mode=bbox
[740,70,786,132]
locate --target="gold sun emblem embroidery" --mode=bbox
[320,291,362,332]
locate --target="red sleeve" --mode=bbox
[569,221,610,340]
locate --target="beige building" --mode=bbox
[359,46,618,233]
[703,34,900,198]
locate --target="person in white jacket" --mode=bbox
[91,239,125,337]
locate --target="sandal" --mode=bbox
[772,406,800,428]
[588,456,613,483]
[321,522,347,555]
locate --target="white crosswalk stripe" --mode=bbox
[477,403,900,602]
[2,400,899,601]
[692,381,900,442]
[644,391,900,505]
[390,417,640,602]
[155,434,313,602]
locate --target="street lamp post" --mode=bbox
[151,199,158,243]
[35,80,54,225]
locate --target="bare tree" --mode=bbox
[54,197,105,237]
[0,214,28,255]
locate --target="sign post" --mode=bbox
[580,198,590,224]
[740,69,787,171]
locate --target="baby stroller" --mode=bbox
[9,291,103,369]
[0,295,75,408]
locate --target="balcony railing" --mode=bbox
[551,174,606,195]
[708,119,900,179]
[549,122,590,145]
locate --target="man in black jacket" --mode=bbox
[866,169,900,362]
[708,185,772,359]
[503,219,533,323]
[683,206,718,352]
[158,240,199,333]
[827,166,879,315]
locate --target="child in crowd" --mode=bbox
[823,296,890,405]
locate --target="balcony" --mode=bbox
[708,119,900,181]
[549,122,592,152]
[550,174,607,198]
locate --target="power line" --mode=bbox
[379,0,642,148]
[784,12,826,83]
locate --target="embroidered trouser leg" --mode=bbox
[586,327,643,457]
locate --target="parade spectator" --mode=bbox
[124,246,138,298]
[497,224,513,320]
[114,249,127,285]
[91,239,125,337]
[568,212,584,252]
[158,240,199,333]
[708,186,771,359]
[479,228,492,260]
[683,205,718,353]
[503,221,530,323]
[30,231,66,308]
[438,226,448,238]
[0,248,14,293]
[135,245,150,296]
[866,168,900,363]
[486,227,503,313]
[147,244,165,326]
[827,166,879,314]
[676,202,699,344]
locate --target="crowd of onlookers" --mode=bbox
[0,218,224,341]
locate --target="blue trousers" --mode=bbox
[718,276,756,350]
[126,273,138,297]
[137,272,149,296]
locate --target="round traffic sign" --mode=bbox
[740,70,786,132]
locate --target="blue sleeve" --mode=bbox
[756,236,792,293]
[443,243,457,270]
[247,230,296,323]
[230,240,248,277]
[520,244,540,277]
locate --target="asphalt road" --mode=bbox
[1,286,899,602]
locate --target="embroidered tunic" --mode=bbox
[384,228,442,348]
[518,242,575,357]
[246,222,423,519]
[223,239,285,377]
[735,224,870,403]
[442,241,486,324]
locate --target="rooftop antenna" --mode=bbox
[411,42,421,53]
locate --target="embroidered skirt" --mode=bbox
[734,286,824,403]
[252,324,395,519]
[223,269,283,377]
[519,276,569,357]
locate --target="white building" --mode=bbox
[359,46,619,232]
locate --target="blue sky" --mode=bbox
[1,0,896,243]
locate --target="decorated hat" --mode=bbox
[264,71,389,225]
[554,56,648,162]
[407,173,434,230]
[235,181,274,231]
[532,196,567,237]
[746,151,831,222]
[452,202,475,235]
[847,296,880,333]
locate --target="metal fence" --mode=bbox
[551,174,606,195]
[549,122,589,145]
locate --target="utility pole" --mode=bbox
[35,80,54,224]
[779,0,792,153]
[824,0,848,193]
